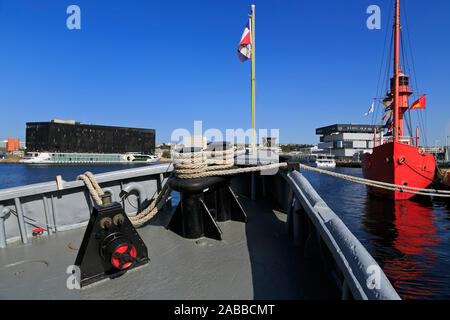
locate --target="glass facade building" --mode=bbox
[316,124,384,161]
[26,121,155,154]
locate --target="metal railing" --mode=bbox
[374,136,418,147]
[280,170,400,300]
[0,163,173,247]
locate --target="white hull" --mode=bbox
[20,152,160,164]
[313,161,336,168]
[312,154,336,168]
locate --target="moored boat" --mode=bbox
[361,0,436,200]
[313,154,336,168]
[20,152,160,164]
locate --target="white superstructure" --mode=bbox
[20,152,160,164]
[313,154,336,168]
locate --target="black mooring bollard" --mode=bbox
[167,175,247,241]
[204,182,247,223]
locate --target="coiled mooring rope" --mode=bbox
[172,147,284,179]
[172,147,236,178]
[77,172,104,206]
[77,171,172,227]
[127,182,172,226]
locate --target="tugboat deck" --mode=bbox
[0,196,338,300]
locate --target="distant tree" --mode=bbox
[162,150,171,158]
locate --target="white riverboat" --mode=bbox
[20,152,160,164]
[313,154,336,168]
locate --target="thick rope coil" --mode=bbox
[128,182,172,226]
[84,171,104,196]
[76,173,103,206]
[77,171,172,226]
[173,147,240,178]
[175,162,288,179]
[173,150,207,177]
[206,148,235,170]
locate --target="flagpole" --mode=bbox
[250,4,256,152]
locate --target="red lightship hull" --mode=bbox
[361,141,436,200]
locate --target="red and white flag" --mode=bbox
[237,20,252,62]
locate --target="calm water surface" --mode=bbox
[0,163,157,188]
[0,164,449,299]
[303,167,450,300]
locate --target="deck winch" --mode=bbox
[74,194,149,287]
[167,143,247,240]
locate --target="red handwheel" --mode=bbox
[111,244,137,269]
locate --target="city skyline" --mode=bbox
[0,0,449,146]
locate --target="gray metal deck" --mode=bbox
[0,159,401,300]
[0,196,337,300]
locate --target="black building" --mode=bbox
[26,120,155,154]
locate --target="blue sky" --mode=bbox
[0,0,449,145]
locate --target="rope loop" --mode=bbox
[77,171,172,227]
[172,145,236,178]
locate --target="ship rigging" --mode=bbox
[361,0,436,200]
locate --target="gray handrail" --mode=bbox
[0,163,173,202]
[284,170,400,300]
[0,163,173,247]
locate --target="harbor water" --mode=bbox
[303,167,450,300]
[0,163,158,188]
[0,164,448,299]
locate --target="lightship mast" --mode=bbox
[393,0,400,141]
[250,4,256,152]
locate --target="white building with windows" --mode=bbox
[316,124,384,161]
